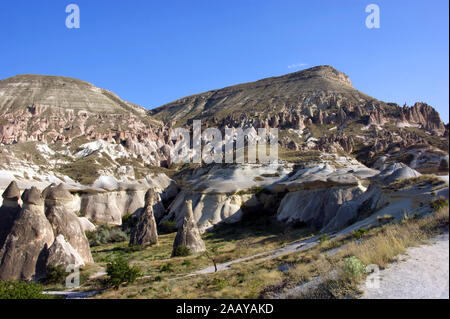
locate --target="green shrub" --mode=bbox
[182,260,192,267]
[159,263,174,273]
[159,220,177,234]
[106,257,141,289]
[86,224,128,246]
[42,265,67,285]
[0,281,50,299]
[124,245,145,253]
[173,245,191,257]
[430,197,448,211]
[319,234,329,244]
[342,256,365,281]
[211,277,227,289]
[353,228,368,240]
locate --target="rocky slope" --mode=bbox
[151,65,448,171]
[0,74,173,177]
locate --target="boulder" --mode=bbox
[172,200,206,256]
[163,190,253,233]
[0,187,54,281]
[277,186,364,229]
[129,189,159,247]
[0,181,21,248]
[383,165,421,184]
[322,184,383,232]
[80,189,145,225]
[46,235,85,268]
[45,184,94,264]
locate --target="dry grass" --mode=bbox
[384,174,445,191]
[295,206,449,298]
[343,222,425,268]
[73,205,449,299]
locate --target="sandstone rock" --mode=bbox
[78,217,96,232]
[129,189,159,247]
[163,190,254,233]
[172,200,206,256]
[2,180,20,201]
[45,184,94,264]
[376,164,421,185]
[42,183,56,200]
[46,234,85,268]
[0,187,54,281]
[0,181,21,248]
[80,189,145,225]
[277,186,364,229]
[322,184,382,232]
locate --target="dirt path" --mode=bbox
[193,235,319,275]
[360,233,449,299]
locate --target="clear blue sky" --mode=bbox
[0,0,448,122]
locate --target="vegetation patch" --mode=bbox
[173,245,191,257]
[106,257,141,289]
[384,175,445,191]
[0,281,54,299]
[86,224,128,247]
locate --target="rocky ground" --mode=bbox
[360,233,449,299]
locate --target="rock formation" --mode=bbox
[45,184,94,264]
[277,186,364,229]
[46,234,85,268]
[0,187,54,281]
[172,200,206,256]
[0,181,21,248]
[78,217,96,232]
[129,189,159,247]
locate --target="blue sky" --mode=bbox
[0,0,448,121]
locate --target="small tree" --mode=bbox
[42,265,67,285]
[106,257,141,289]
[204,247,219,273]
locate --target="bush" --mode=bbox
[430,197,448,211]
[353,228,368,240]
[0,281,49,299]
[159,263,174,273]
[319,234,329,244]
[342,256,365,281]
[182,260,192,267]
[86,224,128,246]
[173,245,191,257]
[106,257,141,289]
[159,220,177,234]
[42,265,67,285]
